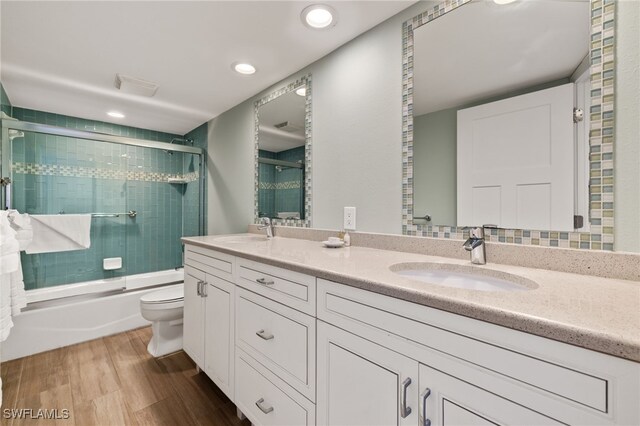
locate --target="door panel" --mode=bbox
[183,266,205,366]
[457,83,575,231]
[317,321,418,426]
[204,274,234,399]
[419,363,562,426]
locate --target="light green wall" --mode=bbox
[413,108,457,225]
[206,2,433,235]
[206,1,639,253]
[614,0,640,252]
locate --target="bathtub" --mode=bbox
[0,269,184,361]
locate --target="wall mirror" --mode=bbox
[255,76,311,227]
[403,0,615,250]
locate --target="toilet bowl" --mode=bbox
[140,283,184,357]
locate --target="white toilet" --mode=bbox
[140,283,184,357]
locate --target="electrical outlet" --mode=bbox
[344,207,356,231]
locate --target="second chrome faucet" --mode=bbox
[463,225,496,265]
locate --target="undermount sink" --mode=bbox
[215,234,269,243]
[390,262,537,292]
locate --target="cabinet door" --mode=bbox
[183,266,205,367]
[317,321,418,426]
[204,274,234,401]
[419,363,563,426]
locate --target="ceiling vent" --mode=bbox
[274,121,303,133]
[114,73,159,97]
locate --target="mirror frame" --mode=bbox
[254,75,312,227]
[402,0,616,250]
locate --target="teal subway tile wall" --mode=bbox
[258,146,305,219]
[183,122,208,237]
[6,106,207,290]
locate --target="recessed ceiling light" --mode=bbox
[233,63,256,75]
[107,111,125,118]
[493,0,517,4]
[295,87,306,97]
[302,4,337,29]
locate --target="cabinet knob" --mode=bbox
[255,398,274,414]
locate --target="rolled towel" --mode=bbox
[26,214,91,254]
[8,211,33,251]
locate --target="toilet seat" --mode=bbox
[140,285,183,304]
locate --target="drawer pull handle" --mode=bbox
[256,329,275,340]
[255,398,274,414]
[196,281,203,296]
[400,377,412,418]
[421,388,432,426]
[256,277,275,286]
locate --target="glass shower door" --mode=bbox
[10,130,129,290]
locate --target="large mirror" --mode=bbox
[255,76,311,226]
[403,0,614,249]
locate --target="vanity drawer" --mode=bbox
[235,288,316,401]
[235,350,315,426]
[237,258,316,315]
[317,279,610,416]
[184,245,234,282]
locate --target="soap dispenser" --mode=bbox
[343,230,351,247]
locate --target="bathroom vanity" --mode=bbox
[181,234,639,426]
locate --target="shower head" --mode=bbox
[164,137,194,154]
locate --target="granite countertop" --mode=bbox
[181,234,640,362]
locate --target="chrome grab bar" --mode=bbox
[58,210,137,218]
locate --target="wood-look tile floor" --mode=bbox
[1,327,252,426]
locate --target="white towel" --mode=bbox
[8,211,33,251]
[26,214,92,254]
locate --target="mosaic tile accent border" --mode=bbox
[254,75,312,228]
[12,162,199,183]
[259,180,302,190]
[401,0,615,251]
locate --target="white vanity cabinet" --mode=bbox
[316,279,640,426]
[183,245,236,401]
[179,240,639,426]
[233,257,317,426]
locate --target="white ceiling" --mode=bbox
[0,1,415,135]
[259,89,306,153]
[413,0,590,116]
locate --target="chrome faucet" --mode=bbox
[462,226,491,265]
[258,217,274,239]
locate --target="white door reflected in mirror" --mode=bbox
[412,0,591,232]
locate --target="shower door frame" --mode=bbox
[1,119,206,235]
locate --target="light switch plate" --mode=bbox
[344,207,356,231]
